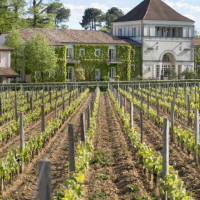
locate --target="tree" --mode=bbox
[46,1,70,28]
[28,0,55,28]
[0,0,27,33]
[24,33,57,82]
[80,8,103,30]
[105,7,124,30]
[4,29,24,71]
[74,68,85,81]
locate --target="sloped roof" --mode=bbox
[18,28,141,46]
[0,46,14,51]
[194,38,200,46]
[114,0,194,23]
[0,68,19,77]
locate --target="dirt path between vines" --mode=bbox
[121,93,200,199]
[83,92,158,200]
[1,93,91,200]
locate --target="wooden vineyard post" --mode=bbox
[87,105,90,129]
[49,91,52,105]
[141,87,143,107]
[41,104,45,132]
[120,93,122,109]
[38,160,51,200]
[147,93,150,110]
[162,118,169,200]
[124,95,126,114]
[187,95,191,125]
[62,96,65,111]
[0,97,2,116]
[155,88,160,120]
[30,96,33,112]
[140,110,143,143]
[20,112,25,173]
[130,102,133,127]
[68,123,75,174]
[69,93,71,106]
[170,101,175,142]
[194,109,199,164]
[15,99,18,122]
[55,101,57,119]
[80,113,86,142]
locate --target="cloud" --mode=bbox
[164,0,200,13]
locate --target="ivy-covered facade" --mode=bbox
[65,44,142,81]
[194,38,200,75]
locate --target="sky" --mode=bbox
[60,0,200,32]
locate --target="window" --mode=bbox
[163,54,170,62]
[109,49,116,61]
[67,48,74,59]
[118,28,122,36]
[109,67,116,79]
[131,64,135,72]
[80,49,85,56]
[132,27,136,36]
[95,49,101,56]
[67,67,73,80]
[130,49,135,57]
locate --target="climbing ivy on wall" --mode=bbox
[66,44,142,81]
[131,46,142,79]
[55,45,67,82]
[194,47,200,75]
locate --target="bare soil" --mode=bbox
[84,92,158,200]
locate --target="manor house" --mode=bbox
[0,0,196,81]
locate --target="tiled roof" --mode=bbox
[0,68,19,77]
[0,46,14,51]
[18,28,141,46]
[194,38,200,46]
[114,0,194,23]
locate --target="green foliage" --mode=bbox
[90,150,110,166]
[4,29,24,71]
[67,44,141,81]
[164,68,177,80]
[105,7,124,30]
[181,70,196,79]
[46,0,70,28]
[24,33,57,82]
[80,8,104,30]
[74,68,85,81]
[55,45,67,82]
[0,0,27,33]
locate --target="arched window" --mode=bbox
[163,54,170,62]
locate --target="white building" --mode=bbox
[0,46,19,83]
[112,0,195,79]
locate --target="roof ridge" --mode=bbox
[143,0,151,19]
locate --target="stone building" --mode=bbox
[112,0,195,79]
[0,0,196,81]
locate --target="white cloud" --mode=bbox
[64,3,131,29]
[164,0,200,13]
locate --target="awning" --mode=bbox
[0,68,19,77]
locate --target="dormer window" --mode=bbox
[95,49,101,56]
[80,49,85,56]
[131,49,135,57]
